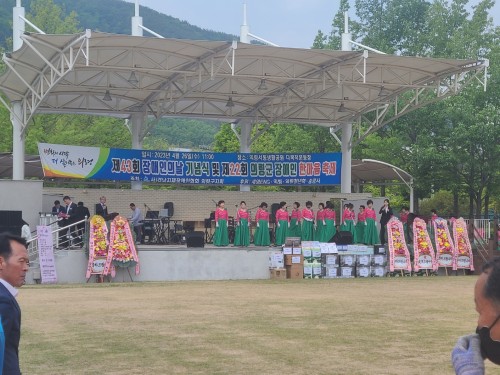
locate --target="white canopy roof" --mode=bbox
[352,159,412,184]
[0,30,487,145]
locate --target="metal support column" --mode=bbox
[13,0,25,51]
[131,0,143,37]
[239,122,251,192]
[130,113,144,190]
[11,2,26,180]
[11,102,25,180]
[340,12,353,194]
[240,3,250,43]
[340,123,352,193]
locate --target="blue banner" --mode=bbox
[38,143,342,185]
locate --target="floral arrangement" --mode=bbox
[110,216,137,268]
[90,215,108,257]
[455,227,470,256]
[452,218,474,271]
[387,217,411,272]
[414,220,432,255]
[412,218,437,271]
[433,218,457,270]
[434,219,454,254]
[389,221,406,255]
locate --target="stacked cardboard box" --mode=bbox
[269,251,286,279]
[270,242,388,280]
[270,268,287,280]
[370,254,388,277]
[285,251,304,279]
[355,254,371,278]
[321,254,339,279]
[321,246,388,278]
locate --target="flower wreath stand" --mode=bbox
[412,218,437,276]
[387,217,412,277]
[433,218,456,275]
[104,216,140,281]
[452,218,474,275]
[86,215,110,283]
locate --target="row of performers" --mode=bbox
[212,199,381,247]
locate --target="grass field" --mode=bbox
[17,276,495,374]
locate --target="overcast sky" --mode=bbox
[125,0,500,49]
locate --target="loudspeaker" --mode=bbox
[204,218,212,229]
[0,211,22,226]
[186,231,204,247]
[330,231,353,245]
[163,202,174,217]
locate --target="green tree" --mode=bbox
[312,0,360,50]
[27,0,81,34]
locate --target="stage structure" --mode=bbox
[0,1,489,195]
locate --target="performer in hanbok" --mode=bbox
[355,205,366,244]
[274,202,289,246]
[253,202,270,246]
[314,203,325,241]
[364,200,380,245]
[322,201,336,242]
[288,202,302,238]
[301,201,314,241]
[213,200,229,246]
[379,199,393,245]
[341,203,357,243]
[234,201,250,247]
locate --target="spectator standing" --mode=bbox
[95,196,109,219]
[451,258,500,374]
[379,199,393,246]
[0,233,30,375]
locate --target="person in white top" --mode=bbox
[129,203,143,244]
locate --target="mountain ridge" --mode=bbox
[1,0,237,50]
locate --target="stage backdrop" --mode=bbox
[38,143,342,186]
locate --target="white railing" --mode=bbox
[28,218,89,266]
[424,218,491,244]
[464,219,491,243]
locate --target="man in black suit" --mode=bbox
[52,200,66,247]
[95,196,109,219]
[95,196,117,221]
[0,233,29,375]
[60,196,78,248]
[74,202,91,247]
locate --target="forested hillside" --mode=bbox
[0,0,236,50]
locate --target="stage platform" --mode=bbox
[26,244,280,284]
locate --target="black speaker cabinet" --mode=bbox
[330,230,353,245]
[204,218,212,229]
[270,203,281,222]
[163,202,174,217]
[186,231,204,247]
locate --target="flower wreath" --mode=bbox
[110,216,137,268]
[90,215,108,257]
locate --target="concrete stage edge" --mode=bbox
[26,245,277,284]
